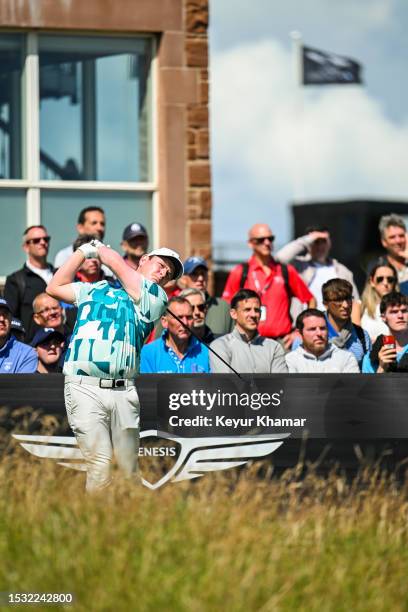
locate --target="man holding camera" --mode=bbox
[362,292,408,373]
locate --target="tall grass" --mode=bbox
[1,452,408,611]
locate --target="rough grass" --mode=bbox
[1,454,408,612]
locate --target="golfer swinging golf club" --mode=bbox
[47,240,183,492]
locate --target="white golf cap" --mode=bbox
[147,247,184,280]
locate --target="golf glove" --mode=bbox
[77,241,100,259]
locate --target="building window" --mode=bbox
[0,189,26,274]
[39,36,152,182]
[0,34,24,179]
[41,190,152,262]
[0,32,155,279]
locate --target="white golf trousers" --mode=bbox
[64,376,140,492]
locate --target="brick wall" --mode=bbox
[184,0,212,262]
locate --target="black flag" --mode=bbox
[302,45,362,85]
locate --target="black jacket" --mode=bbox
[4,263,55,341]
[202,324,215,344]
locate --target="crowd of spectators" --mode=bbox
[1,208,408,376]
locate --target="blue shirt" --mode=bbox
[362,343,408,373]
[0,335,38,373]
[140,332,210,374]
[326,319,371,368]
[64,279,167,378]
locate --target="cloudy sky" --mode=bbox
[209,0,408,260]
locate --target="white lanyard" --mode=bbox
[251,270,273,296]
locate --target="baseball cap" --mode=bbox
[183,256,208,276]
[11,318,25,334]
[0,298,11,313]
[147,247,184,280]
[122,223,148,241]
[31,328,65,348]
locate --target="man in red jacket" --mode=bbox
[222,223,315,349]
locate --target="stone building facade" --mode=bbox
[0,0,212,279]
[160,0,212,260]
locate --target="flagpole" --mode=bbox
[290,30,304,207]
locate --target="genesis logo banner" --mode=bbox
[9,374,408,489]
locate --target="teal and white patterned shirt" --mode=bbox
[63,279,167,378]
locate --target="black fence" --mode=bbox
[2,374,408,473]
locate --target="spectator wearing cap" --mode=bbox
[0,298,38,373]
[10,318,26,343]
[183,257,233,337]
[31,328,65,374]
[54,206,106,268]
[4,225,55,341]
[121,223,149,270]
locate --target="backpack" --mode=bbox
[239,261,291,297]
[352,323,367,354]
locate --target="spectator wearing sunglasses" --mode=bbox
[276,225,359,322]
[4,226,55,341]
[322,278,370,368]
[179,288,215,344]
[182,257,232,337]
[222,223,314,350]
[360,263,399,341]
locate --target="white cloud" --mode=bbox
[211,39,408,243]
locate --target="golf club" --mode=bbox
[166,307,247,382]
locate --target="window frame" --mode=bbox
[0,30,158,283]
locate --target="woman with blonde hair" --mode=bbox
[361,262,399,340]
